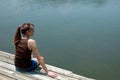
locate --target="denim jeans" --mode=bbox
[16,59,38,72]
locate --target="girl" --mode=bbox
[14,23,57,78]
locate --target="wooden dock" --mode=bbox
[0,51,95,80]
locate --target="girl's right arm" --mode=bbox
[28,39,57,78]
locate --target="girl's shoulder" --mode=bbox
[28,39,36,45]
[28,38,35,42]
[27,39,37,50]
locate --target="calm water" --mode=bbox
[0,0,120,80]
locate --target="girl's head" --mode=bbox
[21,23,34,36]
[14,23,35,45]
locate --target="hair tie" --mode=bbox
[30,24,34,29]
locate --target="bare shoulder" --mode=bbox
[28,39,37,50]
[28,39,37,47]
[28,39,36,44]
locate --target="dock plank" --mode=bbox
[0,51,95,80]
[0,73,17,80]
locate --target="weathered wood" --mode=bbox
[0,66,36,80]
[0,73,16,80]
[0,51,95,80]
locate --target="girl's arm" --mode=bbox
[28,39,57,78]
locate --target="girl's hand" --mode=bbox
[47,71,57,78]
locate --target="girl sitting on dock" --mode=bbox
[13,23,57,78]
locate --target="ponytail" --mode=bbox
[14,27,21,46]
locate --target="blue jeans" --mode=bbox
[16,59,38,72]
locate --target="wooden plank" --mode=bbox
[0,61,79,80]
[0,73,16,80]
[0,51,95,80]
[0,67,36,80]
[0,61,54,80]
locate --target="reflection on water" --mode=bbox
[0,0,120,80]
[0,0,107,9]
[15,0,107,9]
[20,0,107,5]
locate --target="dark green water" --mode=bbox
[0,0,120,80]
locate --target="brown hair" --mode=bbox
[14,23,34,45]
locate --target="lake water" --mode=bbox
[0,0,120,80]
